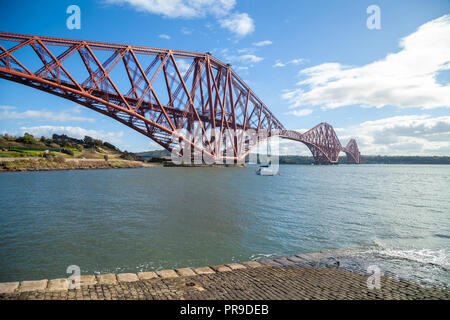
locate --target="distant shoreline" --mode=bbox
[137,150,450,165]
[277,155,450,165]
[2,157,449,172]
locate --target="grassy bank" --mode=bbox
[0,158,151,172]
[0,133,144,162]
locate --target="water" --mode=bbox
[0,165,449,289]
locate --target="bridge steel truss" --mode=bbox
[0,32,360,164]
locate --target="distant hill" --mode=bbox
[357,155,450,165]
[136,149,450,165]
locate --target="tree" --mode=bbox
[83,136,92,142]
[103,141,117,151]
[83,136,94,148]
[18,133,37,144]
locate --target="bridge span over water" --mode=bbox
[0,32,359,164]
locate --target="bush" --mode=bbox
[120,152,145,162]
[44,152,56,161]
[44,138,54,146]
[61,148,74,156]
[103,142,118,151]
[55,155,66,163]
[17,133,37,144]
[104,154,109,161]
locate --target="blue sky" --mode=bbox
[0,0,449,155]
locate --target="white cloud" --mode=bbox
[285,109,313,117]
[176,59,191,73]
[239,54,263,63]
[217,48,263,68]
[217,48,263,67]
[106,0,255,37]
[0,105,94,123]
[337,115,450,156]
[229,54,263,64]
[273,60,286,68]
[158,34,171,40]
[236,48,253,54]
[282,15,450,110]
[253,40,272,47]
[0,106,15,111]
[106,0,236,18]
[268,115,450,156]
[181,27,192,35]
[17,126,124,145]
[219,12,255,37]
[273,58,306,68]
[289,59,305,65]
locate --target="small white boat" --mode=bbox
[256,143,279,175]
[256,166,278,176]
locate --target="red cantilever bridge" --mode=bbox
[0,32,360,164]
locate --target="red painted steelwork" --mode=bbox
[0,32,360,164]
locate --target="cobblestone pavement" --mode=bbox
[1,266,448,300]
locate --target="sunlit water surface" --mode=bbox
[0,165,448,288]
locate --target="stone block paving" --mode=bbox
[1,266,449,300]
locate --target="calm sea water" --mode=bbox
[0,165,449,288]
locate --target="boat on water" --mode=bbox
[255,141,279,176]
[256,165,278,176]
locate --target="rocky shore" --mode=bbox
[1,247,448,300]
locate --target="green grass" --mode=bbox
[0,143,126,161]
[20,150,43,155]
[0,151,25,157]
[111,161,126,167]
[0,150,46,157]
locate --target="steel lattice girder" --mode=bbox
[0,31,360,164]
